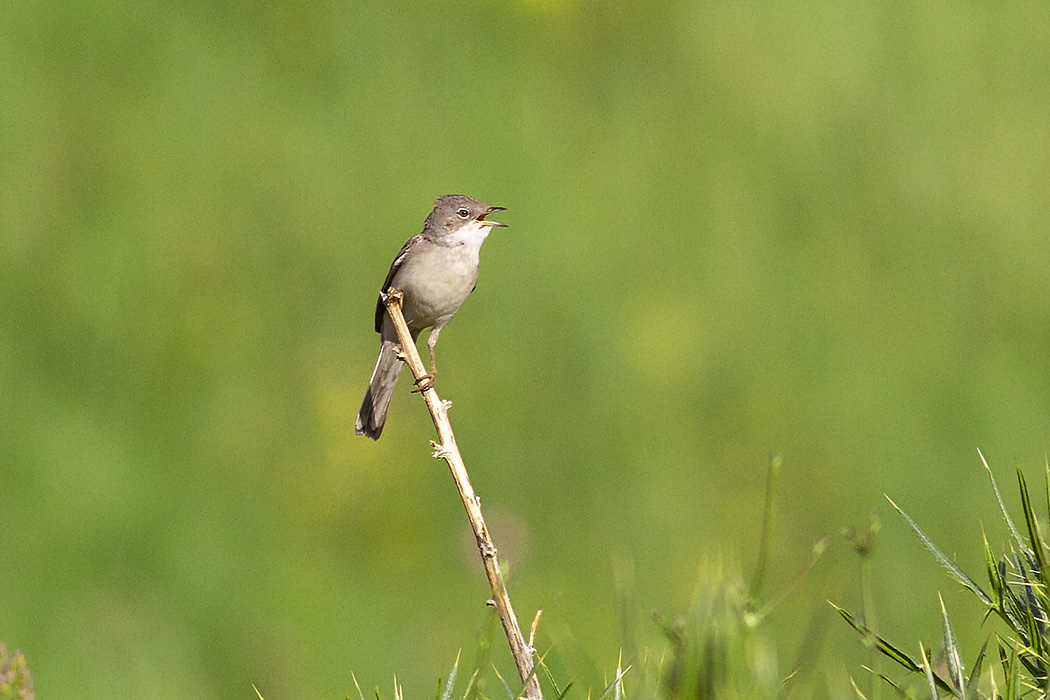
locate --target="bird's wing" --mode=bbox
[374,234,421,333]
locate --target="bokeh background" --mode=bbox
[2,0,1049,698]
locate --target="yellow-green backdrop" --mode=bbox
[2,1,1049,698]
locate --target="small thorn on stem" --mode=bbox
[528,610,543,652]
[430,441,452,460]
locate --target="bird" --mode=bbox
[355,194,507,440]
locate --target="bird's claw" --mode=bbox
[412,373,435,393]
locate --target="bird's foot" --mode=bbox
[412,373,435,393]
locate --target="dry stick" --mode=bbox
[381,288,543,700]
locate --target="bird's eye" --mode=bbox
[456,208,471,219]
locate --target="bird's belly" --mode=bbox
[396,252,479,331]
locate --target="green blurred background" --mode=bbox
[2,0,1049,697]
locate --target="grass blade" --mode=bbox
[875,673,914,699]
[490,664,514,700]
[966,637,989,694]
[918,642,941,700]
[831,601,950,690]
[438,652,461,700]
[979,448,1029,555]
[350,673,366,700]
[749,452,782,603]
[847,675,869,699]
[938,594,964,695]
[552,681,574,700]
[998,640,1020,700]
[596,660,631,700]
[886,496,993,607]
[983,528,1005,610]
[460,669,481,700]
[1016,463,1049,576]
[534,652,566,700]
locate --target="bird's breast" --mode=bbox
[392,244,481,330]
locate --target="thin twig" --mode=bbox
[381,288,542,700]
[529,609,543,650]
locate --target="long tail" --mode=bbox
[355,339,405,440]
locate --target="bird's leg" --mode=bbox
[426,327,443,376]
[412,327,441,393]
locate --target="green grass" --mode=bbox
[334,451,1050,700]
[836,452,1050,698]
[17,450,1050,699]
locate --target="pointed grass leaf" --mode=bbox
[938,594,965,694]
[596,661,630,700]
[553,680,574,700]
[460,669,481,700]
[489,664,515,700]
[983,529,1005,611]
[535,651,567,700]
[875,673,915,699]
[830,601,953,694]
[351,673,366,700]
[966,638,989,699]
[1015,464,1049,577]
[886,496,994,607]
[1021,574,1050,643]
[494,648,547,700]
[846,675,869,700]
[1025,604,1044,659]
[438,652,461,700]
[858,671,912,699]
[999,559,1028,632]
[979,449,1029,556]
[998,641,1021,700]
[919,642,941,700]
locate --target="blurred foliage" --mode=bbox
[2,0,1050,698]
[647,570,781,700]
[0,643,34,700]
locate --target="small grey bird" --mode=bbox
[355,194,507,440]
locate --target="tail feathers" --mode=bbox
[355,340,405,440]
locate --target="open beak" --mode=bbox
[478,206,508,228]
